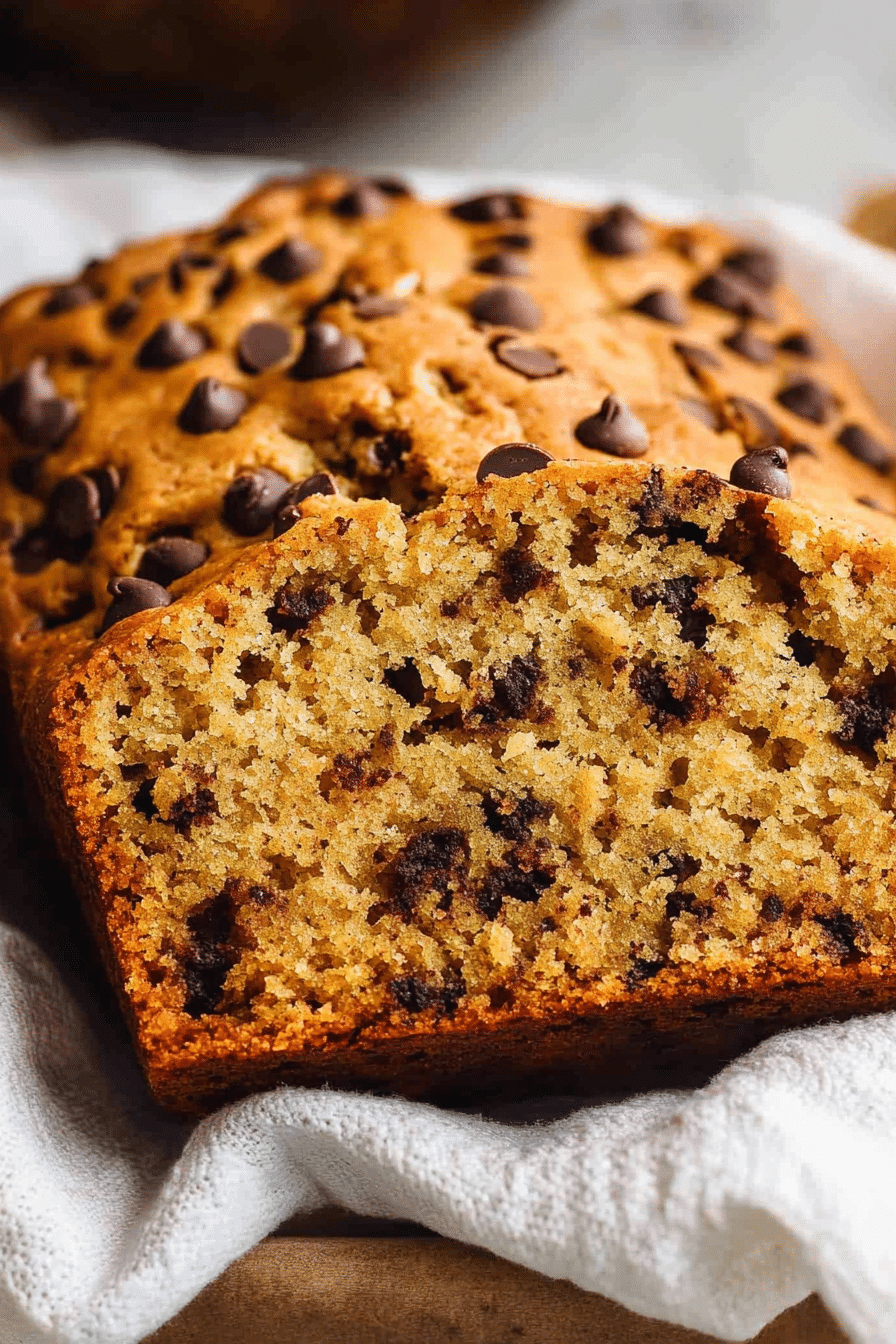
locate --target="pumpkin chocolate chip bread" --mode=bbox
[3,172,896,1112]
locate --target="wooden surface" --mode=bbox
[143,1236,850,1344]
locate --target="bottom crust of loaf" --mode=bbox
[17,460,896,1115]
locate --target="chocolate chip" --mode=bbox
[476,442,554,482]
[215,220,255,244]
[470,284,542,330]
[257,237,323,283]
[41,282,95,317]
[729,446,792,499]
[373,176,412,198]
[101,576,172,632]
[837,424,894,474]
[132,272,161,295]
[788,441,817,458]
[575,394,649,457]
[473,252,531,277]
[723,326,775,365]
[11,527,55,574]
[836,683,895,757]
[284,471,338,505]
[450,193,526,223]
[9,454,44,495]
[723,246,779,291]
[236,321,291,373]
[856,495,894,515]
[760,895,784,921]
[726,395,779,448]
[0,359,78,449]
[492,653,542,718]
[370,429,412,475]
[494,233,532,250]
[168,251,216,292]
[587,203,648,256]
[224,466,292,535]
[672,342,722,377]
[498,546,551,603]
[267,580,334,634]
[136,320,207,370]
[680,398,721,430]
[384,658,426,706]
[290,322,365,380]
[779,331,819,358]
[178,378,247,434]
[776,378,835,424]
[86,464,121,517]
[692,267,776,321]
[493,339,562,379]
[137,536,209,586]
[210,265,238,306]
[333,181,391,218]
[353,295,408,320]
[106,298,140,332]
[392,828,469,915]
[630,289,687,324]
[47,473,102,541]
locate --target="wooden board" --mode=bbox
[143,1236,849,1344]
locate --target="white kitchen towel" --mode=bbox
[3,146,896,1344]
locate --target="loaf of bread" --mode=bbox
[3,172,896,1113]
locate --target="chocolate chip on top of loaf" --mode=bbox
[0,170,894,653]
[3,174,896,1114]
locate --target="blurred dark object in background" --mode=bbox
[0,0,532,125]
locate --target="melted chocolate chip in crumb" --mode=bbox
[729,446,792,499]
[575,395,649,457]
[476,442,554,482]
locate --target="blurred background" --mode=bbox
[0,0,894,217]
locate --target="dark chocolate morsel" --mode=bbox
[224,466,292,535]
[47,473,102,541]
[723,245,780,291]
[236,321,292,373]
[779,331,820,358]
[283,471,338,505]
[630,289,687,324]
[723,326,775,365]
[680,398,722,430]
[470,284,542,330]
[9,454,44,495]
[106,298,140,332]
[729,447,792,499]
[372,176,412,198]
[692,267,777,321]
[726,395,780,448]
[272,505,302,538]
[494,233,532,250]
[672,342,722,376]
[101,577,172,633]
[776,377,835,424]
[215,220,255,244]
[41,282,96,317]
[136,320,207,370]
[289,322,365,380]
[178,378,248,434]
[86,464,121,517]
[0,359,78,449]
[332,181,391,218]
[587,203,648,256]
[473,252,531,277]
[493,339,562,379]
[837,423,895,474]
[449,193,526,223]
[257,237,323,284]
[856,495,894,515]
[137,536,209,586]
[476,442,554,482]
[353,295,408,320]
[575,394,649,457]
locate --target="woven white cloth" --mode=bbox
[3,148,896,1344]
